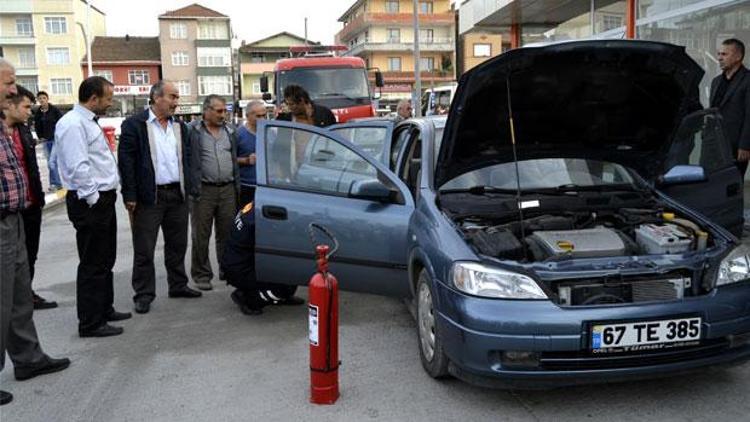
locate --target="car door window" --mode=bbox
[666,111,733,174]
[265,125,381,196]
[391,127,412,170]
[330,126,388,162]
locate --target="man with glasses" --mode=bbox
[187,95,240,291]
[236,100,265,205]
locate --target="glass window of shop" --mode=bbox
[520,1,627,44]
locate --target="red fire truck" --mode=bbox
[260,45,383,123]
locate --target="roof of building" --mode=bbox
[159,3,228,19]
[82,36,161,63]
[338,0,366,22]
[239,32,320,53]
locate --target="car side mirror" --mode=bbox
[375,71,384,88]
[660,165,707,186]
[260,75,269,93]
[262,92,272,102]
[349,179,395,202]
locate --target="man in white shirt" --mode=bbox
[56,76,131,337]
[118,81,201,314]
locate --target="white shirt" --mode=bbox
[148,109,180,185]
[55,104,119,206]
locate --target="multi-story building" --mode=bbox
[82,36,161,116]
[458,30,504,74]
[336,0,456,108]
[158,3,232,116]
[0,0,106,106]
[238,32,317,102]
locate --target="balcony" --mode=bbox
[0,34,35,45]
[15,65,38,76]
[346,37,454,56]
[337,12,455,43]
[375,70,455,85]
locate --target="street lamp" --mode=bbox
[412,0,422,117]
[76,0,92,77]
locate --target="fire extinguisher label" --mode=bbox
[309,305,319,346]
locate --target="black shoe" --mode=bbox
[15,356,71,381]
[134,301,150,314]
[32,293,58,310]
[79,323,124,338]
[106,310,132,322]
[277,295,305,306]
[231,290,263,316]
[0,390,12,406]
[168,287,202,298]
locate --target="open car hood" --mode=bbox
[435,40,704,188]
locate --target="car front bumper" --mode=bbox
[434,280,750,388]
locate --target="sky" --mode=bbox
[92,0,354,45]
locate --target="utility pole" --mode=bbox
[412,0,422,117]
[304,17,308,46]
[86,0,92,76]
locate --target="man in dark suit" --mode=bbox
[710,38,750,177]
[118,80,202,315]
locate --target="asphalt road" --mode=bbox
[2,204,750,422]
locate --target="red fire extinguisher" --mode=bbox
[308,224,340,405]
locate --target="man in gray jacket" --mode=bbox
[188,95,240,290]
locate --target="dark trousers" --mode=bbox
[191,184,236,284]
[21,206,42,282]
[737,160,748,180]
[239,185,255,208]
[66,191,117,332]
[131,187,189,303]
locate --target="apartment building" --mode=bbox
[336,0,456,106]
[0,0,106,106]
[238,32,316,102]
[158,3,232,116]
[82,36,161,116]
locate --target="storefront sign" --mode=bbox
[113,85,151,96]
[176,104,202,115]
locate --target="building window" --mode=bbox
[250,52,265,63]
[16,76,38,94]
[388,57,401,71]
[198,21,229,40]
[473,43,491,57]
[601,14,624,32]
[387,28,400,43]
[16,17,33,36]
[177,80,191,96]
[44,17,67,34]
[197,47,231,67]
[17,48,36,68]
[46,47,70,65]
[128,70,150,85]
[419,1,433,14]
[419,29,434,43]
[385,1,399,13]
[50,78,73,95]
[93,70,113,82]
[419,57,434,71]
[172,51,189,66]
[170,23,187,39]
[252,82,261,94]
[198,75,232,96]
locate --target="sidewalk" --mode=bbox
[35,143,67,210]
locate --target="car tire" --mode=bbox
[416,269,450,379]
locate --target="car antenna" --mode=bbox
[506,75,527,245]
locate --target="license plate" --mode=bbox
[591,317,701,353]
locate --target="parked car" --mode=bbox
[252,40,750,388]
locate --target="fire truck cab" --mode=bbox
[260,45,383,123]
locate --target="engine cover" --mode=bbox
[528,227,626,259]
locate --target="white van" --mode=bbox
[421,83,457,116]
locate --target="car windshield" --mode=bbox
[440,158,635,191]
[278,68,370,106]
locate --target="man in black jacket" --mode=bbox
[118,81,202,314]
[710,38,750,178]
[276,84,336,127]
[33,91,63,191]
[4,85,57,310]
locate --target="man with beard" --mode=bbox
[118,81,201,315]
[56,76,131,337]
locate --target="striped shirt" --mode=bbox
[0,120,28,213]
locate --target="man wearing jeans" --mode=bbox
[56,76,131,337]
[33,91,62,191]
[188,95,240,291]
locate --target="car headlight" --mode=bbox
[451,262,548,299]
[717,244,750,286]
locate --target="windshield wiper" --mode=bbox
[440,185,572,196]
[553,183,646,193]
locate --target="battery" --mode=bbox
[635,223,693,254]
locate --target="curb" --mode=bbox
[42,189,67,213]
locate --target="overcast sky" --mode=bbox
[93,0,354,45]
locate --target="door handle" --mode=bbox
[727,183,740,197]
[262,205,288,220]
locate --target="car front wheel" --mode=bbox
[416,269,450,378]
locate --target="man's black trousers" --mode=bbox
[130,186,189,303]
[21,206,42,282]
[66,190,116,333]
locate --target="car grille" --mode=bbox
[537,338,729,371]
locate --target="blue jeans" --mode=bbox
[43,140,61,188]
